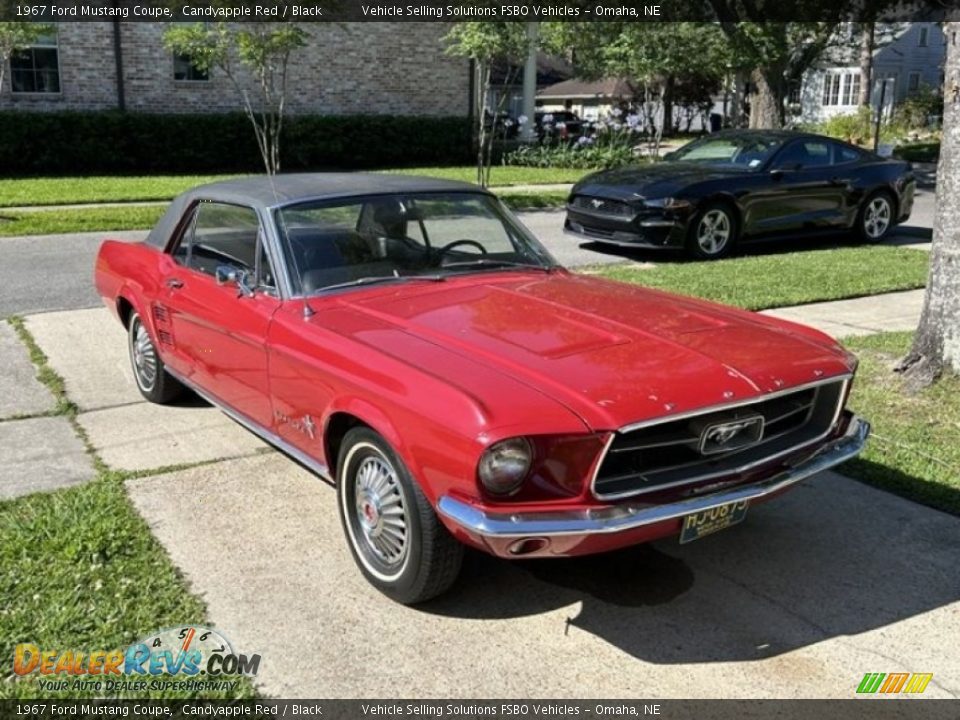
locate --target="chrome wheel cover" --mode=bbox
[131,318,158,392]
[352,453,409,571]
[864,197,892,239]
[697,209,732,255]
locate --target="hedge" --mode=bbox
[0,111,472,175]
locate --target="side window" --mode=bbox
[172,202,275,290]
[833,143,861,165]
[776,141,832,169]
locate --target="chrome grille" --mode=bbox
[592,378,848,500]
[570,195,635,218]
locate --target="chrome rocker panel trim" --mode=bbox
[165,366,334,483]
[437,414,869,539]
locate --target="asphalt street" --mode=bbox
[0,190,935,317]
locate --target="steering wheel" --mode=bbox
[436,239,488,261]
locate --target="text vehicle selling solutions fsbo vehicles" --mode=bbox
[95,174,869,603]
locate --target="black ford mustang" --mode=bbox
[564,130,916,259]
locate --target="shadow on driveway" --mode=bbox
[576,225,931,265]
[423,470,960,665]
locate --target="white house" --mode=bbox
[793,22,946,125]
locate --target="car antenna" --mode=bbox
[303,301,316,318]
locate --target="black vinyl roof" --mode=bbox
[189,172,483,206]
[145,173,485,249]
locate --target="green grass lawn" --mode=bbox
[0,318,255,699]
[0,189,570,237]
[592,246,929,311]
[0,167,586,209]
[842,332,960,516]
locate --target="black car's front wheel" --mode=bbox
[857,191,895,242]
[686,202,738,260]
[337,427,463,604]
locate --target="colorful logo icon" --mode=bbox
[14,625,260,680]
[856,672,933,695]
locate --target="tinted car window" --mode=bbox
[776,140,833,169]
[834,143,861,164]
[671,135,782,169]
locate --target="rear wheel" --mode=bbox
[686,202,738,260]
[857,191,895,242]
[337,427,463,604]
[128,312,184,404]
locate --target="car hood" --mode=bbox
[573,162,743,201]
[329,272,854,432]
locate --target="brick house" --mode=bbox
[1,22,471,116]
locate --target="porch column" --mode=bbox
[519,21,539,143]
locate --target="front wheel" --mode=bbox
[337,427,463,604]
[128,311,184,404]
[857,191,895,242]
[686,202,738,260]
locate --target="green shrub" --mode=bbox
[893,85,944,131]
[812,106,904,146]
[0,112,471,176]
[504,112,649,170]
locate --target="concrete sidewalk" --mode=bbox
[762,289,924,339]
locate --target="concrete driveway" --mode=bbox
[4,305,958,699]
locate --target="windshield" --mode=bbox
[275,192,557,295]
[670,135,783,170]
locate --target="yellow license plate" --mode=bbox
[679,500,749,544]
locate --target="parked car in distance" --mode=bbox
[536,110,584,141]
[564,129,916,259]
[95,174,869,604]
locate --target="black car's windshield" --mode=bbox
[275,192,557,295]
[670,135,783,170]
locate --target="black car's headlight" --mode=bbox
[478,438,533,496]
[643,197,691,210]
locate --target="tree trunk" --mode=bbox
[858,22,875,106]
[749,69,784,129]
[898,22,960,389]
[661,74,675,136]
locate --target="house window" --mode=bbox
[9,31,59,94]
[908,72,921,94]
[918,27,929,47]
[842,73,861,105]
[173,53,208,82]
[787,80,801,104]
[822,73,842,106]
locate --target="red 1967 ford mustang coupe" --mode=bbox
[95,175,869,604]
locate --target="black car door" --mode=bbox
[749,139,848,236]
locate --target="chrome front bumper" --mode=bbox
[438,415,869,539]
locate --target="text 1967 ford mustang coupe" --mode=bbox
[95,175,869,604]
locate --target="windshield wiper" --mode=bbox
[440,259,555,273]
[312,274,446,294]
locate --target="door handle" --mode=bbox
[165,278,184,289]
[830,177,850,187]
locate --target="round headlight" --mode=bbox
[478,438,533,496]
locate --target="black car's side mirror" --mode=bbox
[216,265,255,298]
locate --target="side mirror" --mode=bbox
[663,151,677,161]
[216,265,255,298]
